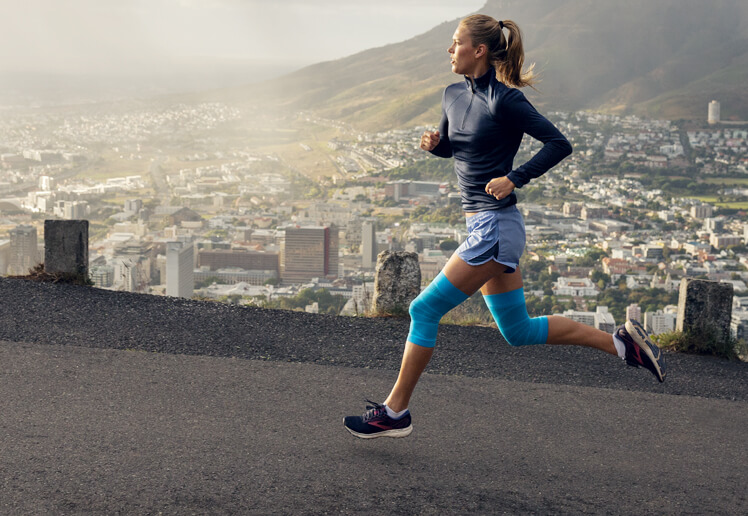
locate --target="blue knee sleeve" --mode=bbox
[407,272,469,348]
[484,288,548,346]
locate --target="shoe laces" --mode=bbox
[362,399,386,422]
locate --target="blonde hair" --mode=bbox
[460,14,535,88]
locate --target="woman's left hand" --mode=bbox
[485,176,516,200]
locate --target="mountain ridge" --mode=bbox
[216,0,748,129]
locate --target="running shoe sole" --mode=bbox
[625,319,666,382]
[343,422,413,439]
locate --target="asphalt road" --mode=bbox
[2,340,746,515]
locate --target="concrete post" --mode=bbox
[676,278,733,346]
[44,220,89,276]
[371,251,420,316]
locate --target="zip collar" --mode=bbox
[464,66,495,93]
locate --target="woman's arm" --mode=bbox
[427,93,453,158]
[502,89,572,188]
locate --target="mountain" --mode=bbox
[218,0,748,130]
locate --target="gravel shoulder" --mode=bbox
[1,278,746,401]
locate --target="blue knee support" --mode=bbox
[484,288,548,346]
[407,272,469,348]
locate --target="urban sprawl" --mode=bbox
[1,101,747,342]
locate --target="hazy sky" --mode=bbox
[2,0,484,75]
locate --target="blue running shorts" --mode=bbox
[455,206,525,273]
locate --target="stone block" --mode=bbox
[371,251,421,316]
[44,220,89,275]
[676,278,733,345]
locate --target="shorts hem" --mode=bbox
[458,253,517,273]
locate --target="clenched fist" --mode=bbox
[420,130,440,151]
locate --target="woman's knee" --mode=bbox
[484,288,548,346]
[499,316,548,346]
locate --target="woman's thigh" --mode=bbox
[441,251,511,296]
[479,267,524,296]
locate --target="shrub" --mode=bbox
[9,263,93,286]
[654,326,747,360]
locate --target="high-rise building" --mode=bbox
[594,306,616,333]
[124,199,143,214]
[166,241,194,298]
[282,225,339,283]
[39,175,53,191]
[626,303,642,323]
[361,220,377,269]
[708,100,720,124]
[8,225,39,275]
[690,204,714,220]
[90,265,115,288]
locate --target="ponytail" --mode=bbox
[460,15,536,88]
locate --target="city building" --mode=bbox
[197,249,279,277]
[626,303,642,322]
[90,265,115,288]
[193,268,276,286]
[124,199,143,214]
[594,306,616,333]
[53,200,89,220]
[166,240,194,298]
[731,309,748,345]
[708,100,720,125]
[580,205,607,220]
[690,204,714,219]
[558,307,615,332]
[39,176,53,191]
[8,225,39,275]
[0,239,9,275]
[114,241,155,288]
[644,309,677,335]
[361,220,377,269]
[552,277,599,297]
[562,202,583,217]
[281,225,339,284]
[710,234,743,249]
[384,180,444,202]
[704,217,725,233]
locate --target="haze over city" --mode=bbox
[1,0,483,101]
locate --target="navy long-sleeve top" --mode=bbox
[430,67,572,212]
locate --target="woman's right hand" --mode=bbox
[420,130,440,151]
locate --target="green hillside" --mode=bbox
[208,0,748,129]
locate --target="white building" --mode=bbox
[559,310,595,327]
[626,303,642,322]
[690,204,714,219]
[557,307,615,331]
[166,240,194,299]
[644,310,677,335]
[361,220,377,269]
[553,277,599,297]
[708,100,720,125]
[710,234,743,249]
[594,306,616,333]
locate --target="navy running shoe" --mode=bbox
[617,319,666,383]
[344,400,413,439]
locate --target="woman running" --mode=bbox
[345,14,665,439]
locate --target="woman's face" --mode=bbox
[448,24,481,76]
